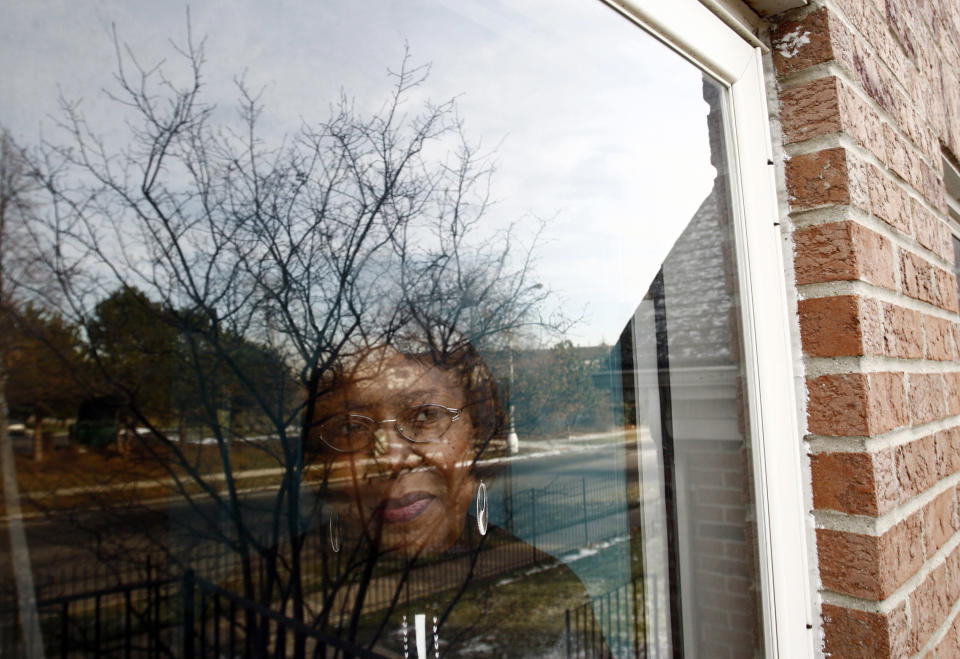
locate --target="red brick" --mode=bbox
[939,223,956,263]
[850,45,899,118]
[848,152,873,210]
[913,198,954,261]
[817,511,924,598]
[897,435,939,499]
[901,249,937,304]
[924,488,957,554]
[888,601,912,658]
[875,447,900,513]
[924,314,957,360]
[934,266,960,312]
[808,373,870,436]
[870,372,910,433]
[821,603,904,657]
[947,373,960,416]
[839,84,887,159]
[885,123,917,187]
[935,611,960,659]
[882,512,927,594]
[911,563,952,651]
[920,158,947,213]
[937,428,960,479]
[894,87,939,149]
[886,0,918,69]
[910,373,947,425]
[794,221,896,288]
[829,0,867,33]
[900,5,930,75]
[808,372,908,436]
[912,109,943,170]
[811,449,897,515]
[883,303,924,359]
[868,166,912,234]
[776,5,960,646]
[780,77,841,143]
[854,225,896,289]
[799,295,882,357]
[948,541,960,604]
[771,8,835,74]
[818,529,883,598]
[786,148,856,210]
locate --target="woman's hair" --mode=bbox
[418,343,503,455]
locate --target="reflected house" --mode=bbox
[592,85,761,653]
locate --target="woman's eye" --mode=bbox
[321,415,371,444]
[412,406,440,425]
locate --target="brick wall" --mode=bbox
[766,0,960,655]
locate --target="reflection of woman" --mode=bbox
[305,344,600,657]
[308,345,500,556]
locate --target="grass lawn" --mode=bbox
[346,538,645,658]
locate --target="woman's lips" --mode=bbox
[378,491,435,523]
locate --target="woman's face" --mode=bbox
[313,352,478,554]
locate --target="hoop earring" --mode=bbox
[475,480,488,536]
[329,510,343,553]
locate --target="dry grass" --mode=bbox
[10,440,292,513]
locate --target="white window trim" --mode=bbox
[599,1,815,656]
[944,156,960,226]
[944,156,960,312]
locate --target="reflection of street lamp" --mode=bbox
[506,283,542,456]
[507,349,519,454]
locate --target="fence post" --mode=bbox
[182,569,195,659]
[565,608,571,659]
[60,601,68,659]
[530,489,538,563]
[581,476,589,545]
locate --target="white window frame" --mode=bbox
[599,1,815,656]
[944,155,960,231]
[944,156,960,310]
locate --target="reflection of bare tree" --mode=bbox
[21,24,553,652]
[0,126,49,659]
[0,129,55,458]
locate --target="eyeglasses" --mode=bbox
[316,404,462,453]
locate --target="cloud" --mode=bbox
[3,0,719,345]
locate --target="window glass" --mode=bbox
[1,1,763,656]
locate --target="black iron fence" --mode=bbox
[507,474,628,556]
[185,571,384,659]
[564,575,654,659]
[25,574,179,658]
[2,477,634,656]
[3,570,387,658]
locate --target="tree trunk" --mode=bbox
[114,410,128,456]
[31,415,43,462]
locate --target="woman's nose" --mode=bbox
[371,423,418,467]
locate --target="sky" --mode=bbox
[1,0,719,346]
